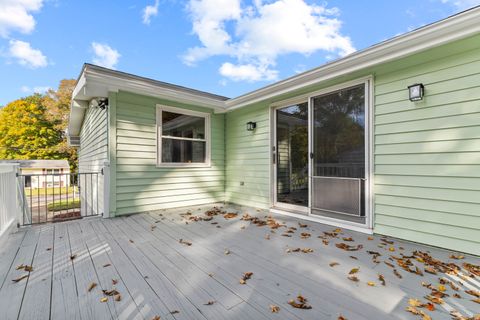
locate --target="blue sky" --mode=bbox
[0,0,479,106]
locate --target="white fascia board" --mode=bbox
[84,69,226,111]
[225,7,480,110]
[67,100,88,136]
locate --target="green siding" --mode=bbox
[113,91,225,215]
[78,104,108,215]
[373,37,480,256]
[225,104,271,209]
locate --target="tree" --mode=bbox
[0,79,78,170]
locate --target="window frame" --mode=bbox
[156,105,211,168]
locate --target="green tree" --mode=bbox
[0,79,78,170]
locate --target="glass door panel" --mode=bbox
[311,84,366,223]
[275,102,309,209]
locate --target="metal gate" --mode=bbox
[17,172,103,226]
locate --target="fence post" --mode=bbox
[102,161,110,218]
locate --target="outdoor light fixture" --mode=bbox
[246,121,257,131]
[408,83,424,102]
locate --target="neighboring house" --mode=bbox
[0,160,70,188]
[68,8,480,255]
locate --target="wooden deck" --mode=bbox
[0,205,479,320]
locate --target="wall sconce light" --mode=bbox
[408,83,424,102]
[246,121,256,131]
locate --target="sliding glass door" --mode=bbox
[311,84,367,224]
[274,102,309,212]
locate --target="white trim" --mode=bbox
[271,101,309,214]
[156,105,211,168]
[270,208,373,234]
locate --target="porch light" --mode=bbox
[246,121,256,131]
[408,83,424,102]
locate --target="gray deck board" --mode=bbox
[0,206,478,320]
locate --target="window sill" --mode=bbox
[156,162,212,169]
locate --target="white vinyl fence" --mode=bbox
[0,164,21,240]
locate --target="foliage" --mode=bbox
[47,198,80,212]
[0,79,78,171]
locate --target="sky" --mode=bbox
[0,0,479,106]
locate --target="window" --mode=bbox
[156,105,210,167]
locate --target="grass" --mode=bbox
[25,186,76,196]
[47,199,81,212]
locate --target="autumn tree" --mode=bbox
[0,79,78,170]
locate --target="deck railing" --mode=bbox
[0,164,22,239]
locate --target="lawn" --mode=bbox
[47,199,81,212]
[25,186,77,196]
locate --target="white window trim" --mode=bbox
[156,105,211,168]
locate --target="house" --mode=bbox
[67,7,480,256]
[0,160,70,189]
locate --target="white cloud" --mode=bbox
[183,0,355,82]
[91,42,120,69]
[8,39,47,68]
[142,0,159,24]
[0,0,43,38]
[440,0,480,9]
[219,62,278,81]
[21,85,51,93]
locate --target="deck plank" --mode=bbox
[104,217,209,320]
[78,220,144,320]
[18,224,55,320]
[67,221,113,320]
[0,226,41,320]
[50,222,82,320]
[91,219,176,320]
[0,229,26,289]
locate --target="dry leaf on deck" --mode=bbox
[349,268,360,274]
[87,282,97,292]
[472,298,480,304]
[112,279,118,285]
[329,262,339,267]
[223,213,238,219]
[103,289,120,296]
[393,269,402,279]
[70,254,77,260]
[270,305,280,313]
[378,274,386,286]
[335,243,363,251]
[300,232,311,239]
[465,290,480,298]
[12,274,28,283]
[288,295,312,309]
[204,301,215,305]
[170,310,180,315]
[367,237,374,240]
[425,295,444,304]
[129,239,134,243]
[114,294,121,301]
[224,249,230,255]
[424,266,437,275]
[408,298,422,307]
[342,237,354,242]
[347,275,359,282]
[103,263,111,268]
[100,297,108,303]
[367,281,375,286]
[264,234,270,240]
[152,316,161,320]
[450,254,464,260]
[179,239,192,246]
[338,316,348,320]
[298,223,308,228]
[406,306,421,315]
[240,272,253,284]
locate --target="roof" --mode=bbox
[68,6,480,138]
[0,160,70,169]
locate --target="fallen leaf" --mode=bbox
[170,310,180,315]
[12,274,28,283]
[342,237,354,242]
[288,295,312,309]
[329,262,339,267]
[347,275,359,282]
[424,302,435,311]
[389,247,395,252]
[465,290,480,298]
[70,254,77,260]
[424,295,444,304]
[335,243,363,251]
[300,232,311,239]
[409,298,423,307]
[100,297,108,303]
[102,289,120,296]
[373,274,384,287]
[349,267,360,274]
[264,234,270,240]
[179,239,192,246]
[204,301,215,305]
[270,305,280,313]
[438,284,446,292]
[349,256,358,260]
[240,272,253,284]
[393,269,402,279]
[114,294,121,301]
[224,249,230,255]
[129,239,134,243]
[367,281,375,287]
[450,254,464,260]
[112,279,118,285]
[298,223,308,228]
[46,247,52,251]
[150,225,156,231]
[367,237,374,241]
[453,293,461,298]
[338,316,348,320]
[406,306,421,315]
[152,316,161,320]
[87,282,97,292]
[472,298,480,304]
[223,212,238,219]
[103,263,111,268]
[424,266,437,275]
